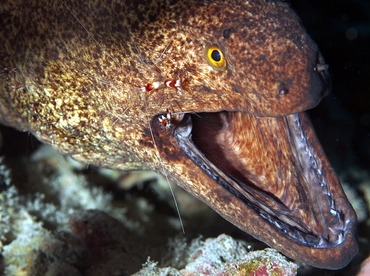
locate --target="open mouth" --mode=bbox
[170,111,354,249]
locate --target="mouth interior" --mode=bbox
[173,111,350,248]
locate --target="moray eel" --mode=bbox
[0,0,358,269]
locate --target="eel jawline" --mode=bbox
[172,111,358,269]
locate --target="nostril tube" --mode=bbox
[315,51,330,74]
[315,63,329,73]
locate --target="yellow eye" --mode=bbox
[205,45,227,71]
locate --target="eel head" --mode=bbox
[140,0,358,269]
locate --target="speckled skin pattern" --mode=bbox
[0,0,357,269]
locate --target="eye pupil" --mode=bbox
[211,50,221,62]
[204,44,227,71]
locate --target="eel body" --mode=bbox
[0,0,358,269]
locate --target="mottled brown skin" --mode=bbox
[0,0,358,269]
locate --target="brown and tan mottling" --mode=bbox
[0,0,357,269]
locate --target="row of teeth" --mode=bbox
[184,140,333,247]
[292,114,347,242]
[258,208,330,247]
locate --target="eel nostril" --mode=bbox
[315,51,330,73]
[315,63,329,73]
[314,52,332,97]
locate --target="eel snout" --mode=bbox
[153,110,358,269]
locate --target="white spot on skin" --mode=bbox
[55,98,63,108]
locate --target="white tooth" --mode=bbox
[338,232,344,243]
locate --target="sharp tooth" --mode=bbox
[330,209,338,216]
[259,212,269,220]
[274,220,283,229]
[337,231,344,244]
[317,235,327,247]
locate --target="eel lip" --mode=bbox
[170,111,358,269]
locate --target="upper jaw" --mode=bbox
[157,110,358,269]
